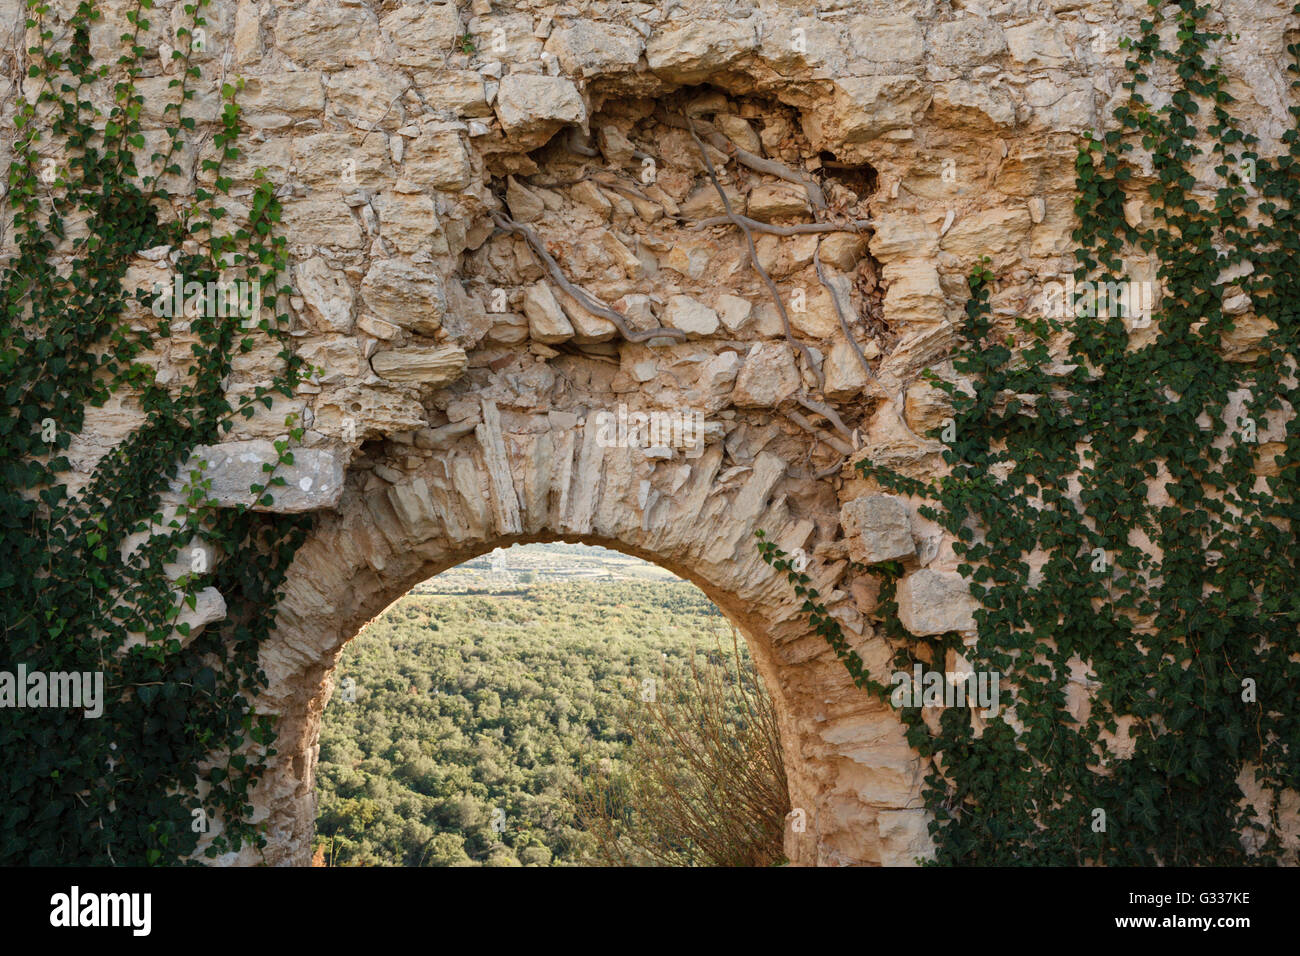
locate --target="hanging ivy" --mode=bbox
[761,0,1300,864]
[0,0,309,863]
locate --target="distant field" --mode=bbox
[412,542,680,594]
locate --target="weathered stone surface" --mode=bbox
[546,21,644,77]
[897,569,978,636]
[371,345,468,386]
[522,281,574,343]
[716,294,753,332]
[494,75,585,144]
[360,260,447,334]
[646,19,757,83]
[180,440,347,512]
[380,4,461,67]
[295,257,354,333]
[883,259,946,326]
[842,494,915,565]
[274,4,380,70]
[664,294,720,337]
[747,182,809,221]
[732,342,799,407]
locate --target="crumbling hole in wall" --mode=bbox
[461,82,888,478]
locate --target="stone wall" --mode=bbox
[8,0,1300,864]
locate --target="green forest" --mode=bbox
[312,545,769,866]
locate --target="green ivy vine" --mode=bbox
[761,0,1300,864]
[1,0,309,863]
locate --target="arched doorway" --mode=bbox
[239,410,932,866]
[312,540,790,866]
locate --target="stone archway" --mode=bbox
[44,0,1297,865]
[245,407,931,866]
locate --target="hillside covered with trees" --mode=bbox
[313,545,779,866]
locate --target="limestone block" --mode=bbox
[646,19,757,83]
[876,809,935,866]
[417,71,490,117]
[846,16,924,66]
[792,284,845,340]
[314,387,428,439]
[680,182,744,219]
[280,199,364,249]
[545,22,644,77]
[747,182,810,221]
[897,569,978,635]
[832,76,930,143]
[716,294,753,332]
[327,69,411,132]
[1005,21,1071,69]
[825,339,872,399]
[927,17,1007,66]
[523,281,575,343]
[696,351,742,410]
[713,114,761,154]
[664,295,720,337]
[239,73,325,126]
[380,4,462,67]
[375,192,446,255]
[556,289,618,344]
[292,133,390,189]
[180,440,347,512]
[403,126,472,190]
[841,494,915,565]
[494,75,585,145]
[360,260,447,334]
[731,342,799,407]
[370,345,468,386]
[294,257,354,333]
[940,207,1033,260]
[931,81,1017,129]
[883,259,946,326]
[819,233,867,271]
[298,336,363,383]
[869,213,939,261]
[274,4,381,70]
[174,587,227,646]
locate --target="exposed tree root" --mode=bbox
[489,209,688,344]
[684,116,824,392]
[814,237,880,387]
[660,110,828,212]
[687,215,870,235]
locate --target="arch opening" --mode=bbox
[311,540,793,866]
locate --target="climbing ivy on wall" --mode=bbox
[762,0,1300,864]
[0,0,308,863]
